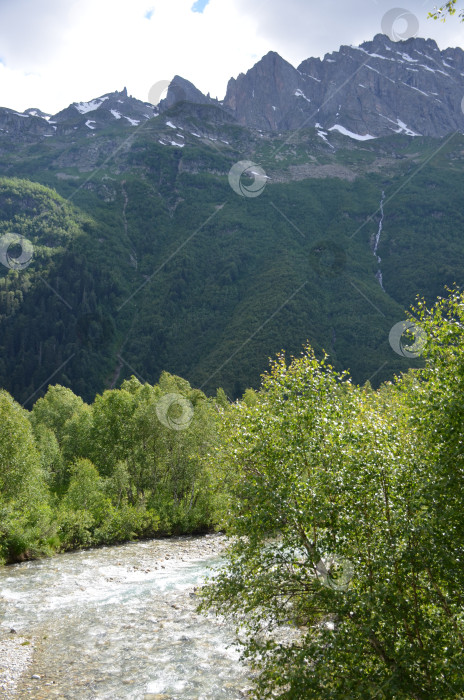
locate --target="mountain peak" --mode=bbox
[158,75,216,111]
[24,108,51,119]
[361,32,440,55]
[223,50,303,130]
[261,50,288,63]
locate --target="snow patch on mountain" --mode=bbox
[353,46,390,60]
[399,82,429,97]
[419,64,436,73]
[315,123,332,146]
[328,124,376,141]
[397,52,418,63]
[394,119,421,136]
[294,89,310,103]
[75,97,108,114]
[380,114,421,136]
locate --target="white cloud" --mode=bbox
[0,0,462,113]
[232,0,464,66]
[0,0,83,68]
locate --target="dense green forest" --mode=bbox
[1,288,463,696]
[0,369,225,564]
[1,119,464,405]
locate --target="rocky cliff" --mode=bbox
[222,34,464,137]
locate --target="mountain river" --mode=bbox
[0,535,251,699]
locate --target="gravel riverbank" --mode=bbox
[0,634,35,698]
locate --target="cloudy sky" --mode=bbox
[0,0,463,114]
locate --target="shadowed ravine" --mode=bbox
[0,535,250,699]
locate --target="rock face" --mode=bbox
[224,51,305,132]
[222,34,464,137]
[0,108,55,140]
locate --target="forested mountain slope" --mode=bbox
[0,35,463,403]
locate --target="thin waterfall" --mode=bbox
[373,191,385,291]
